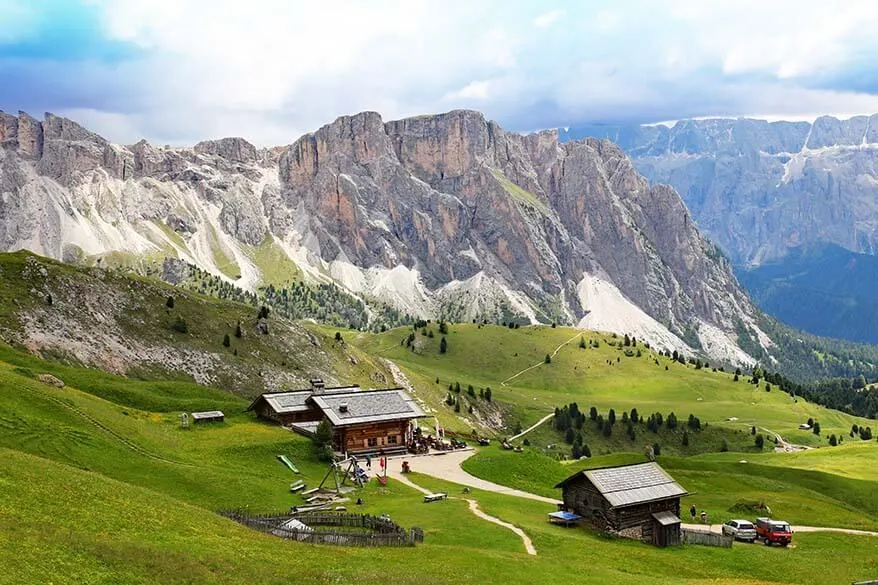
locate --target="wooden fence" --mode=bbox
[220,509,424,547]
[682,528,734,548]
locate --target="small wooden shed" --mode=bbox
[555,462,687,547]
[191,410,225,424]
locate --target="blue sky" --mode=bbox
[3,0,878,146]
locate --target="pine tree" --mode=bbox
[589,406,598,421]
[829,434,838,446]
[545,354,552,364]
[484,388,492,402]
[579,336,586,349]
[440,336,448,354]
[223,333,231,347]
[755,434,765,449]
[682,431,689,446]
[608,408,616,426]
[234,321,243,338]
[313,420,333,462]
[166,296,175,309]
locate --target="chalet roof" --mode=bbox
[247,386,360,413]
[554,462,687,508]
[310,389,426,427]
[191,410,224,420]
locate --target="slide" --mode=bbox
[276,454,300,474]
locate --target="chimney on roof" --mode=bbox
[338,403,348,413]
[310,378,325,394]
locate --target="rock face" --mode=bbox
[563,115,878,266]
[0,109,768,362]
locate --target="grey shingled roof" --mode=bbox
[258,386,360,413]
[555,462,687,508]
[191,410,224,419]
[311,389,426,427]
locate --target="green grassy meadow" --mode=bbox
[354,323,874,445]
[1,318,878,583]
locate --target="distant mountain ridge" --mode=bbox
[562,114,878,345]
[0,109,771,363]
[561,114,878,266]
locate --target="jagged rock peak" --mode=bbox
[194,137,258,163]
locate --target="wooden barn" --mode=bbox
[555,462,687,547]
[247,381,426,456]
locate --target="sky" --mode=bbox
[3,0,878,146]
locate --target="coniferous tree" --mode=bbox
[223,333,231,347]
[682,431,689,446]
[166,296,175,309]
[440,336,448,354]
[235,321,243,338]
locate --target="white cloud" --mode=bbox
[533,9,564,28]
[444,80,493,101]
[12,0,878,146]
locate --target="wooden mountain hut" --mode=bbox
[554,462,687,547]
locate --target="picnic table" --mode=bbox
[423,492,448,503]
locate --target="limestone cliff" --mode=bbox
[0,109,768,363]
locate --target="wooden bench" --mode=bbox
[423,492,448,503]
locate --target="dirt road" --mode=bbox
[386,449,560,505]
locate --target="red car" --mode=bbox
[755,517,793,547]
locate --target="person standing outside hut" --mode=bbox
[689,504,697,522]
[365,454,372,470]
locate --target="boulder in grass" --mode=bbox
[38,374,65,388]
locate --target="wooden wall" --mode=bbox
[336,420,411,453]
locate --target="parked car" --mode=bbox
[755,517,793,546]
[722,519,757,542]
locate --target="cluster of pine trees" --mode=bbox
[445,381,492,414]
[553,403,704,458]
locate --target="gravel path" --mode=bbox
[387,450,560,505]
[386,464,537,555]
[508,412,554,442]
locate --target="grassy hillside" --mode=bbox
[0,251,387,396]
[353,323,874,448]
[3,348,878,584]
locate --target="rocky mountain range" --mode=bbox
[562,115,878,343]
[562,115,878,266]
[0,109,768,363]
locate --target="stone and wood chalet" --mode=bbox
[247,379,427,456]
[555,462,687,547]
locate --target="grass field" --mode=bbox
[354,324,874,446]
[2,319,878,583]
